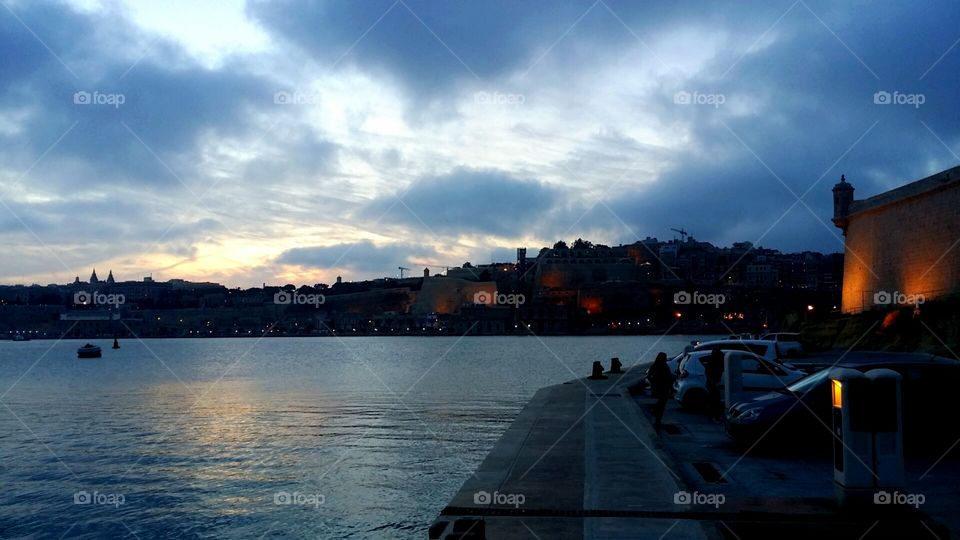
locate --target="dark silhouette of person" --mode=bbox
[704,348,725,420]
[647,352,674,432]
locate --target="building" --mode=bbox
[832,166,960,313]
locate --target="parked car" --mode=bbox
[666,351,686,373]
[692,339,795,366]
[759,332,804,357]
[725,356,960,454]
[674,350,805,410]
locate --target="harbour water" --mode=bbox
[0,335,711,538]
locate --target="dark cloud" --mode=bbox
[361,167,561,237]
[248,0,577,94]
[598,0,960,252]
[277,240,437,273]
[0,2,278,191]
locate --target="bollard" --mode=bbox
[608,357,623,374]
[588,361,608,380]
[831,367,904,507]
[723,352,743,408]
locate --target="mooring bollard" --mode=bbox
[588,361,608,380]
[608,357,623,374]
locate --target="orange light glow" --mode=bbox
[580,297,602,314]
[831,379,842,409]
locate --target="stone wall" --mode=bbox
[842,180,960,312]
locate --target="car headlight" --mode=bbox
[734,408,761,423]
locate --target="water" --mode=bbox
[0,335,711,539]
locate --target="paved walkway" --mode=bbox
[432,363,954,539]
[433,367,709,539]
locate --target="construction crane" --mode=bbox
[398,266,411,278]
[671,228,689,241]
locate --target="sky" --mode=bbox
[1,0,958,287]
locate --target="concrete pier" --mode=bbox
[433,367,708,539]
[432,363,956,539]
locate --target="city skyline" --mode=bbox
[2,2,959,290]
[1,234,840,288]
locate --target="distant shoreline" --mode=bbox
[3,333,718,341]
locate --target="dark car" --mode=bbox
[726,356,960,455]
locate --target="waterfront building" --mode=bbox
[833,166,960,312]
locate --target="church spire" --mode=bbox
[90,269,99,284]
[106,270,115,284]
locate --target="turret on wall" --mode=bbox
[832,174,855,235]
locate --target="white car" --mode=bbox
[666,352,686,373]
[760,332,804,357]
[673,350,805,410]
[692,339,794,365]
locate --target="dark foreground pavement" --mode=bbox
[431,363,957,539]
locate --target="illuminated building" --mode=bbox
[833,166,960,312]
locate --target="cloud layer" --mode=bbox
[1,0,958,286]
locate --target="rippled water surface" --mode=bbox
[0,335,712,538]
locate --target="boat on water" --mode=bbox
[12,333,29,341]
[77,344,102,358]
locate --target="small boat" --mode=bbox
[77,344,102,358]
[112,338,120,349]
[12,333,29,341]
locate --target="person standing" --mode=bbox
[647,352,674,432]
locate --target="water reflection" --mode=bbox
[0,335,709,538]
